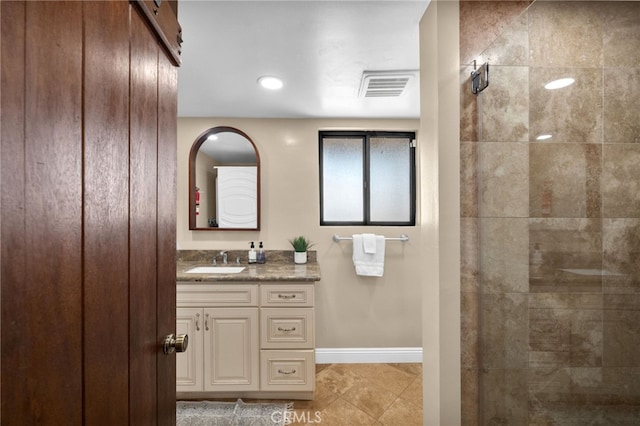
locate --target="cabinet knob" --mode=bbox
[163,333,189,354]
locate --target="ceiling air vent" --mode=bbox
[358,70,417,98]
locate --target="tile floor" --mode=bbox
[288,363,423,425]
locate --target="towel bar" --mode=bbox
[332,234,409,243]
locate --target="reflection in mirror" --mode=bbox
[189,126,260,230]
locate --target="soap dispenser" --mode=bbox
[248,241,257,264]
[257,241,266,264]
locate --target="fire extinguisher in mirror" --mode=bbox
[195,187,200,216]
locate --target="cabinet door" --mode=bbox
[203,308,259,391]
[176,308,203,392]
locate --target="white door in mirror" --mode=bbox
[216,166,257,228]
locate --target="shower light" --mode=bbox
[536,134,553,141]
[544,78,575,90]
[258,75,284,90]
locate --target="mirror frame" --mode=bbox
[188,126,261,231]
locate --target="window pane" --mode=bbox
[369,137,411,222]
[321,138,363,222]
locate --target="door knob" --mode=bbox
[163,333,188,354]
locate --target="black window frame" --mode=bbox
[319,130,416,226]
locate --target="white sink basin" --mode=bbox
[186,266,246,274]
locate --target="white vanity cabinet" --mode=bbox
[259,284,315,393]
[176,307,203,391]
[176,282,315,400]
[176,284,260,393]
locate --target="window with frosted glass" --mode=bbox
[319,131,416,226]
[320,137,364,222]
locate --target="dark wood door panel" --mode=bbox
[83,1,131,423]
[129,7,160,425]
[23,0,84,422]
[1,1,84,424]
[0,1,26,422]
[157,50,178,426]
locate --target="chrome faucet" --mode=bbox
[220,250,228,264]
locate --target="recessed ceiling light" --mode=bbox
[257,75,284,90]
[544,78,575,90]
[536,133,553,141]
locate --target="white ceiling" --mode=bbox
[177,1,430,119]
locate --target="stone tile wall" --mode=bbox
[460,1,640,424]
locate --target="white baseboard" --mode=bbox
[315,347,422,364]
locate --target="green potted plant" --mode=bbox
[289,236,314,264]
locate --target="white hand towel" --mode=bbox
[352,234,386,277]
[362,233,377,254]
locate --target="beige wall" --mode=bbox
[178,117,422,348]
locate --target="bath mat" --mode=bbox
[176,399,293,426]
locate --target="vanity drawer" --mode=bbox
[176,284,258,307]
[260,284,314,307]
[260,350,314,392]
[260,308,314,349]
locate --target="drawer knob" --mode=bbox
[277,294,296,299]
[278,368,296,375]
[277,326,297,332]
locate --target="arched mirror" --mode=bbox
[189,126,260,230]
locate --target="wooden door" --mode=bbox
[1,1,178,424]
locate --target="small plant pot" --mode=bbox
[294,251,307,264]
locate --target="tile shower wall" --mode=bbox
[461,1,640,424]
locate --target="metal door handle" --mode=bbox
[163,333,188,354]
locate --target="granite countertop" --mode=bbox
[176,250,321,283]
